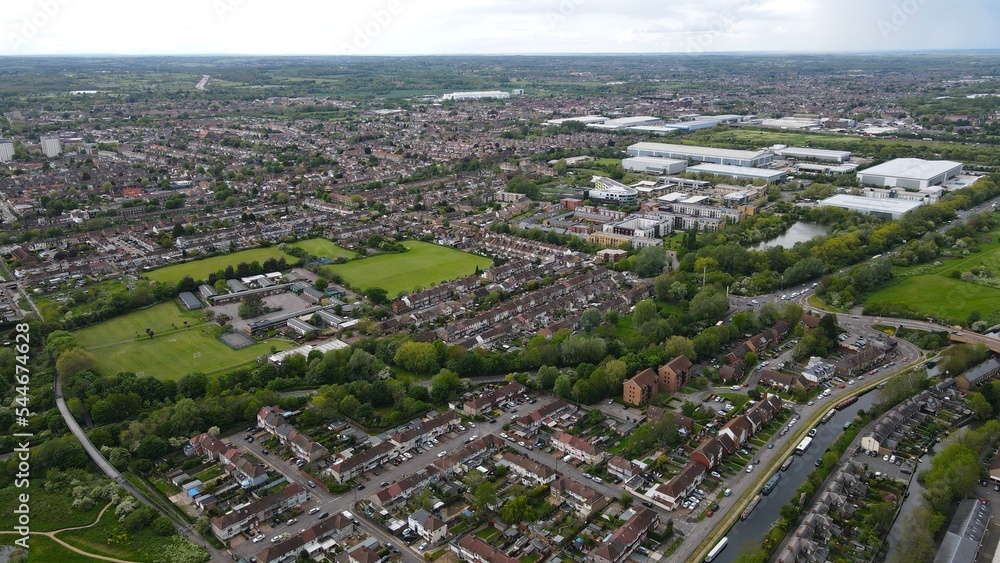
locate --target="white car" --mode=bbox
[746,465,754,473]
[253,534,266,543]
[437,451,447,458]
[710,471,721,478]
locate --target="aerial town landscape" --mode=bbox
[4,3,1000,563]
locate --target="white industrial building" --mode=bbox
[586,176,638,206]
[0,139,13,162]
[860,185,944,204]
[627,142,772,167]
[622,156,687,175]
[688,163,787,184]
[817,194,924,220]
[857,158,964,189]
[760,117,822,130]
[441,91,510,101]
[40,137,61,158]
[588,116,663,130]
[796,162,858,176]
[545,115,608,126]
[774,146,851,162]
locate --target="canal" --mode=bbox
[714,392,878,563]
[751,222,830,250]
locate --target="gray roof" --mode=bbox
[178,292,202,309]
[961,357,1000,386]
[933,498,991,563]
[859,158,962,181]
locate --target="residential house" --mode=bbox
[607,456,638,481]
[408,509,448,544]
[646,462,705,511]
[623,368,658,406]
[590,508,659,563]
[657,355,693,392]
[759,370,808,393]
[718,416,751,453]
[461,382,527,416]
[497,452,558,485]
[348,546,381,563]
[552,431,607,464]
[328,441,396,483]
[513,400,575,433]
[691,437,726,470]
[371,471,438,508]
[549,478,609,519]
[210,483,309,541]
[451,535,521,563]
[254,514,354,563]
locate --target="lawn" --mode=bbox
[0,487,103,532]
[320,241,491,297]
[291,238,356,261]
[866,275,1000,322]
[80,327,293,380]
[144,247,296,285]
[74,302,204,349]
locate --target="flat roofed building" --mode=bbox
[544,115,608,126]
[622,156,687,175]
[774,147,851,162]
[178,291,202,310]
[933,498,991,563]
[441,91,510,100]
[588,116,663,130]
[0,139,13,162]
[628,142,772,167]
[586,176,639,206]
[817,194,924,220]
[688,163,787,184]
[857,158,963,190]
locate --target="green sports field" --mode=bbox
[143,247,295,285]
[320,241,492,297]
[292,238,357,261]
[73,302,293,380]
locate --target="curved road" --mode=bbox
[54,373,228,563]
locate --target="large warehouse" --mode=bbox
[622,156,687,175]
[857,158,963,189]
[774,147,852,163]
[817,194,924,220]
[688,163,787,184]
[627,142,772,167]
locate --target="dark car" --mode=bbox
[357,484,365,490]
[318,512,329,519]
[642,501,654,508]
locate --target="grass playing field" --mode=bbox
[291,238,357,261]
[73,302,293,379]
[143,247,295,285]
[74,302,204,348]
[320,240,492,297]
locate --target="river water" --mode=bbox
[751,222,830,251]
[714,392,878,563]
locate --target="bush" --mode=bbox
[151,516,175,536]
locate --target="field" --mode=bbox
[320,241,492,297]
[73,303,293,380]
[291,238,357,261]
[0,534,97,563]
[74,302,204,348]
[143,247,295,285]
[867,275,1000,322]
[867,229,1000,322]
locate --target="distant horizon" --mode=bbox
[4,0,998,57]
[3,48,1000,59]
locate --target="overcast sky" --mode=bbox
[3,0,998,56]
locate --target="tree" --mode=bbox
[237,294,267,319]
[363,287,389,305]
[474,482,497,511]
[429,370,462,403]
[689,288,729,323]
[681,401,698,418]
[581,308,602,332]
[537,365,560,390]
[620,492,633,509]
[635,246,666,278]
[177,372,209,399]
[313,277,329,291]
[394,341,440,374]
[969,392,993,421]
[664,336,695,361]
[500,495,534,524]
[554,375,573,398]
[56,347,96,379]
[632,299,659,327]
